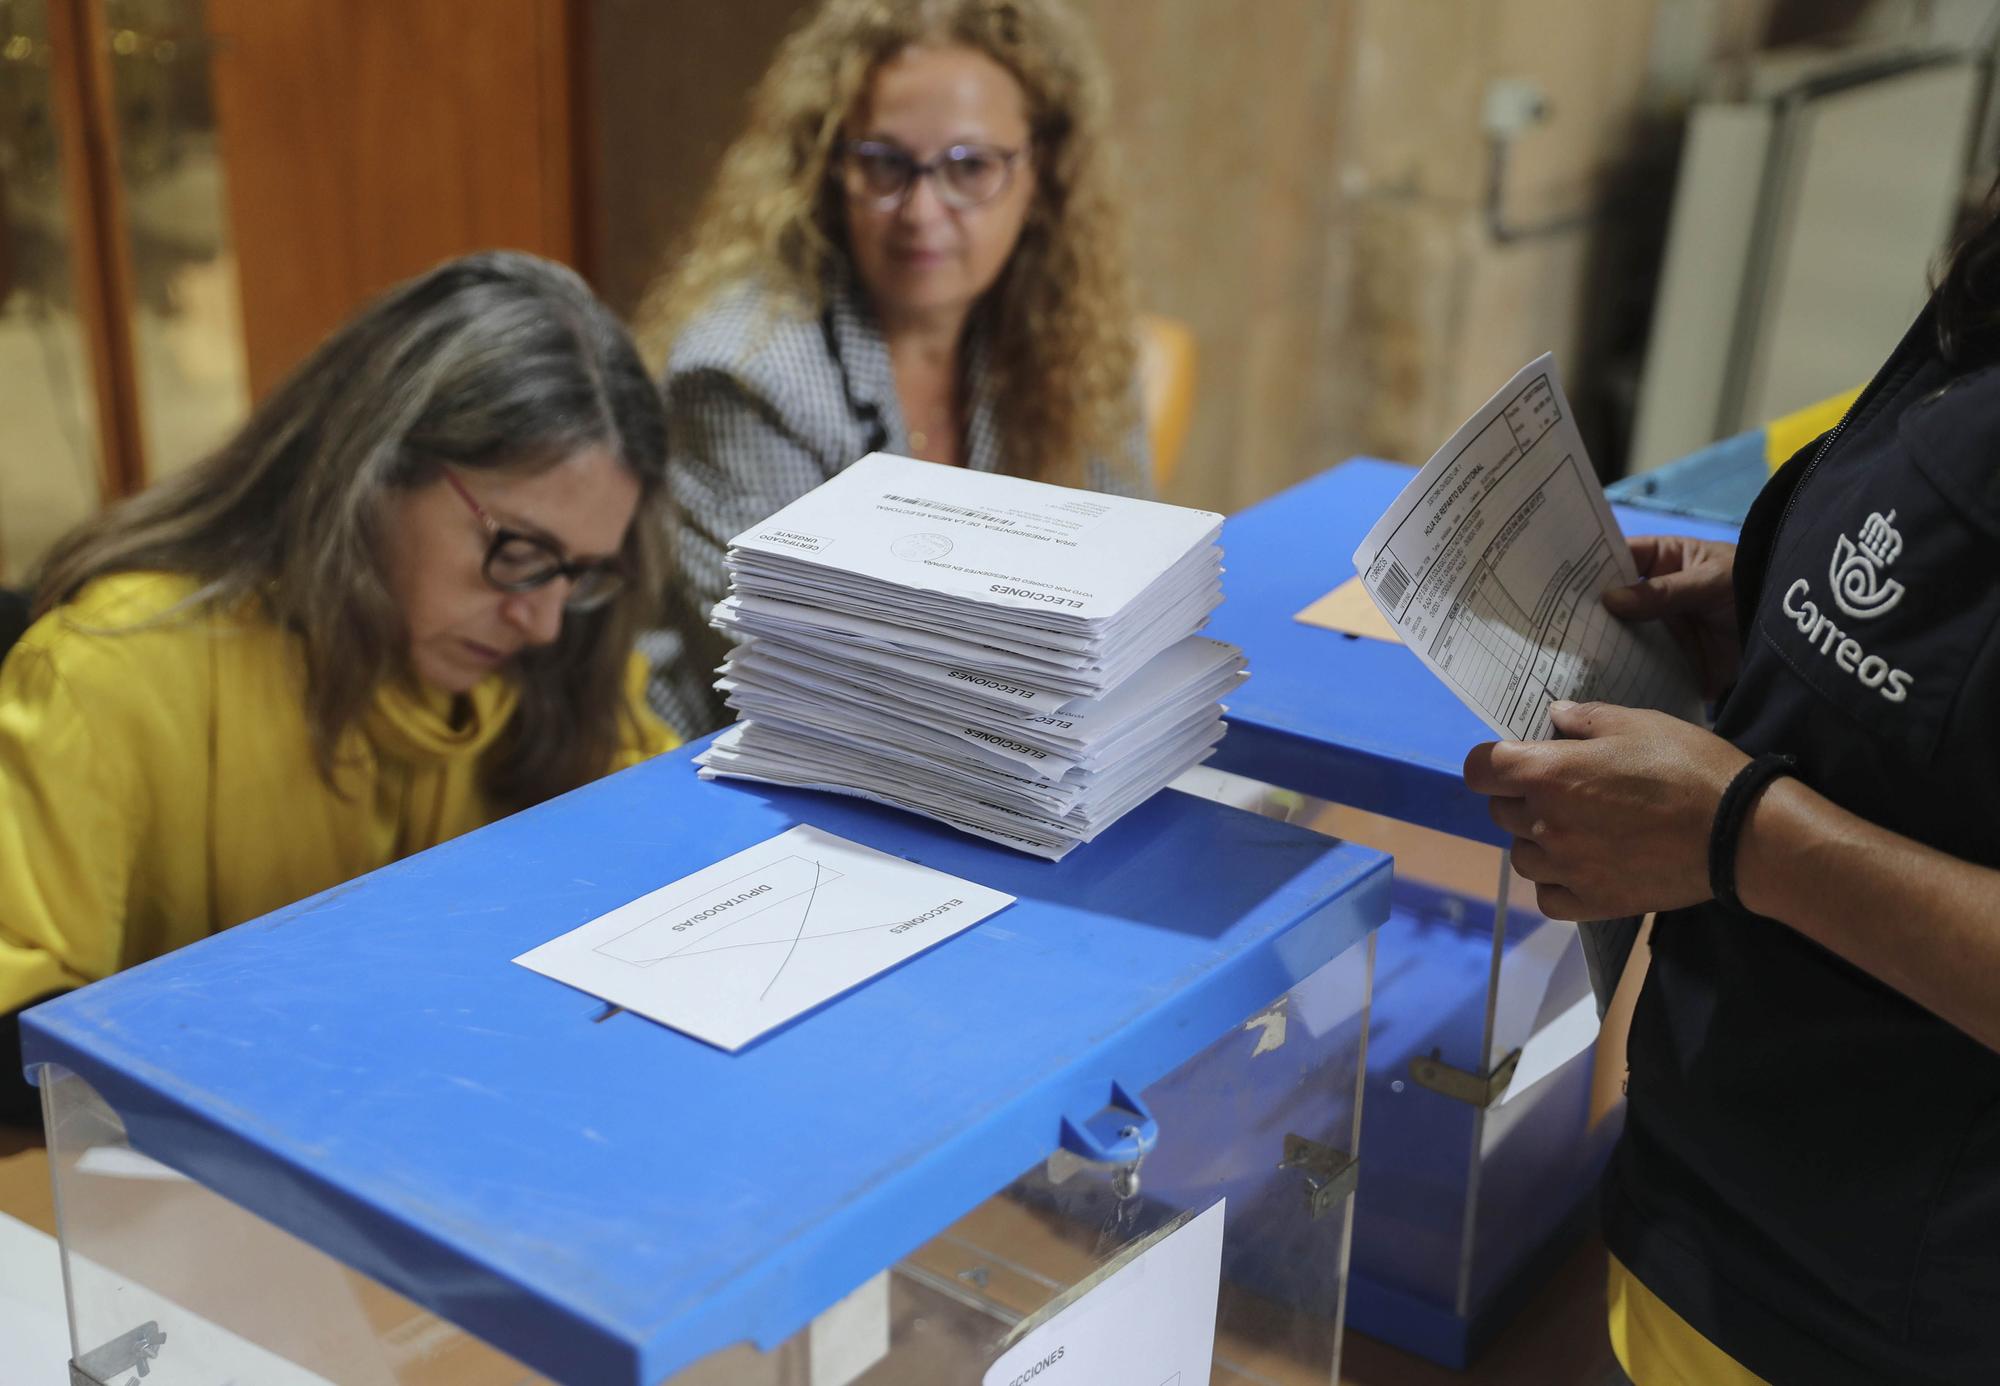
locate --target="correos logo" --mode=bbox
[1784,508,1920,704]
[1780,508,1914,704]
[1828,509,1905,619]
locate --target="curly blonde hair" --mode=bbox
[637,0,1138,484]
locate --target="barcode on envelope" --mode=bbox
[884,493,1014,526]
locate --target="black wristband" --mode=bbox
[1708,752,1796,915]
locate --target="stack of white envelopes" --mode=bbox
[694,452,1247,859]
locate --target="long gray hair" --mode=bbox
[34,251,669,811]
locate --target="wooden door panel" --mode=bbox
[205,0,576,399]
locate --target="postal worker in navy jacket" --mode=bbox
[1464,193,2000,1385]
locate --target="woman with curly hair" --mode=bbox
[638,0,1147,735]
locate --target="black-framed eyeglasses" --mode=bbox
[838,139,1024,211]
[441,468,625,612]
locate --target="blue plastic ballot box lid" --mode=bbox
[1208,458,1742,843]
[22,736,1390,1386]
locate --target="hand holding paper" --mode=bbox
[1351,355,1702,742]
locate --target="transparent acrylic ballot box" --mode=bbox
[1201,459,1740,1368]
[25,738,1390,1386]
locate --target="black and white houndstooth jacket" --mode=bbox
[640,274,1152,736]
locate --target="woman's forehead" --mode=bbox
[474,446,638,555]
[855,43,1030,143]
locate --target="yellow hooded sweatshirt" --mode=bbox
[0,572,678,1013]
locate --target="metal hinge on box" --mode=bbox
[1410,1046,1522,1107]
[70,1321,166,1385]
[1280,1133,1358,1219]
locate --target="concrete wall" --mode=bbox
[1086,0,1695,512]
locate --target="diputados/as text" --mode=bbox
[672,885,773,933]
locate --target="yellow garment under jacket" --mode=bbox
[1608,1254,1771,1386]
[0,572,678,1014]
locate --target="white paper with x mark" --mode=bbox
[514,824,1014,1051]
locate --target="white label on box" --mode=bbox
[810,1271,890,1386]
[514,825,1013,1051]
[981,1199,1224,1386]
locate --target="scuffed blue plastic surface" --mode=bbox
[1132,874,1618,1367]
[1345,880,1620,1366]
[1208,458,1743,841]
[1206,458,1733,1365]
[22,736,1389,1386]
[1606,431,1768,526]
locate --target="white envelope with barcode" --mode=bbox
[694,454,1246,859]
[724,454,1219,611]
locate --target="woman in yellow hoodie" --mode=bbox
[0,251,679,1122]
